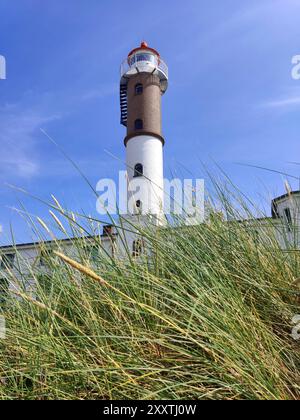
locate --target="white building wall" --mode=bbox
[0,235,116,298]
[273,193,300,248]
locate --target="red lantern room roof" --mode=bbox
[127,41,160,58]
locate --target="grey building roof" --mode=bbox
[0,232,117,251]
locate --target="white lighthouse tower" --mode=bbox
[120,42,168,226]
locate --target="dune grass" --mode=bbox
[0,182,299,400]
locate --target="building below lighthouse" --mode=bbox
[0,42,300,300]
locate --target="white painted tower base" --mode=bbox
[126,135,164,224]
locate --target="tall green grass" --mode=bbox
[0,181,299,400]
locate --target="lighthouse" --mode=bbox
[120,42,168,224]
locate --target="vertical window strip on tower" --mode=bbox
[132,239,143,257]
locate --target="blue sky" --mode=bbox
[0,0,300,244]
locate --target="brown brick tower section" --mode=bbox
[124,72,164,146]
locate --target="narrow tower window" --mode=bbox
[135,83,143,95]
[135,119,143,130]
[134,163,143,177]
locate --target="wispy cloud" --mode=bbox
[261,95,300,109]
[0,101,61,179]
[0,81,117,181]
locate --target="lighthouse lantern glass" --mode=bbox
[136,53,157,64]
[120,47,168,93]
[128,52,158,67]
